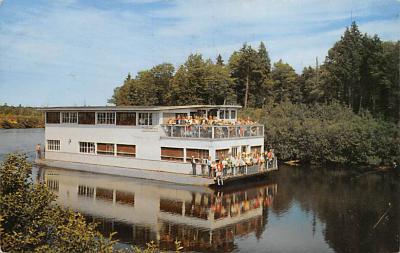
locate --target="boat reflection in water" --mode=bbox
[40,167,277,252]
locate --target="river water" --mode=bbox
[0,129,399,253]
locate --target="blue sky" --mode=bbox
[0,0,399,106]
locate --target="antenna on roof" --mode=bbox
[83,98,86,107]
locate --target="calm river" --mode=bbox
[1,129,399,253]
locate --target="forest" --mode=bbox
[110,22,400,166]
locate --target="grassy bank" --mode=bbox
[240,101,400,167]
[0,105,43,129]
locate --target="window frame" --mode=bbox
[97,112,116,125]
[161,147,184,162]
[116,112,136,126]
[116,144,136,157]
[61,112,77,124]
[97,143,115,156]
[138,112,153,126]
[230,110,236,120]
[79,142,95,154]
[47,139,60,151]
[78,112,95,125]
[46,112,60,124]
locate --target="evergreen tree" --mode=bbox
[270,60,299,103]
[216,54,224,66]
[229,44,259,108]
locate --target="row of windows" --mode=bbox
[161,147,209,162]
[46,112,152,126]
[79,142,136,157]
[46,141,260,162]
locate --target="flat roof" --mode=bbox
[38,105,242,112]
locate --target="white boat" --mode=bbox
[37,105,277,185]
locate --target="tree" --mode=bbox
[298,63,324,104]
[169,54,235,105]
[270,60,299,103]
[109,64,174,106]
[216,54,224,66]
[229,44,260,108]
[0,154,116,252]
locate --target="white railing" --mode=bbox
[160,124,264,139]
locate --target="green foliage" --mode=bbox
[269,60,300,103]
[0,154,116,252]
[241,101,400,166]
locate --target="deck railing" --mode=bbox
[196,156,278,178]
[160,124,264,139]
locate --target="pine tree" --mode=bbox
[229,44,259,108]
[216,54,224,66]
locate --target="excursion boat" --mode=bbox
[37,105,278,186]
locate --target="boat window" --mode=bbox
[46,112,60,124]
[97,143,114,155]
[186,149,209,163]
[79,142,95,153]
[116,191,135,206]
[78,185,94,197]
[138,113,152,125]
[78,112,95,125]
[216,149,229,161]
[116,144,136,157]
[116,112,136,125]
[47,140,60,151]
[160,199,183,215]
[97,112,115,125]
[161,147,184,162]
[61,112,77,123]
[46,180,59,192]
[231,110,236,119]
[231,146,239,157]
[208,109,218,118]
[219,110,230,119]
[251,145,262,155]
[96,187,113,201]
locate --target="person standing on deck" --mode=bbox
[206,156,212,177]
[35,144,41,160]
[216,161,224,186]
[267,149,273,169]
[191,156,196,175]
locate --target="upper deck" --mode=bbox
[40,105,264,140]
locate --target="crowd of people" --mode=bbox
[191,149,276,186]
[165,115,262,139]
[167,115,257,126]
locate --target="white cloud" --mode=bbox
[0,0,398,105]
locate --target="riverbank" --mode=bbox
[0,105,43,129]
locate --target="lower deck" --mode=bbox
[35,158,278,186]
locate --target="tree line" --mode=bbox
[110,22,400,126]
[0,104,44,129]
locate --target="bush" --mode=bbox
[240,101,400,166]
